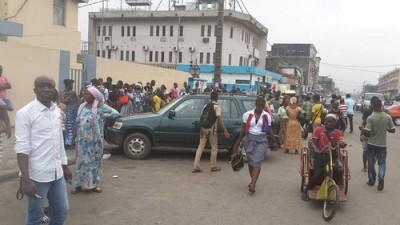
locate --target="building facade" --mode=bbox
[269,43,320,92]
[87,2,279,91]
[378,68,400,99]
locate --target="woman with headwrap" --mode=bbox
[283,97,305,154]
[71,86,120,194]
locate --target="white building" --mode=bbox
[87,1,280,91]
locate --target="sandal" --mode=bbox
[248,185,256,194]
[71,187,81,194]
[210,167,221,172]
[192,168,203,173]
[92,187,102,193]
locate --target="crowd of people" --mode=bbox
[6,70,396,224]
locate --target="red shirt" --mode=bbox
[312,127,343,153]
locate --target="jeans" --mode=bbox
[347,114,353,132]
[367,144,387,184]
[26,177,69,225]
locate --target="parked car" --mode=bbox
[386,104,400,126]
[105,93,279,159]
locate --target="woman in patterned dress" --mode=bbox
[60,79,78,148]
[284,97,305,154]
[71,86,120,194]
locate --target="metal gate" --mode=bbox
[70,68,83,95]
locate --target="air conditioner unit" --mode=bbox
[106,45,110,49]
[188,47,195,52]
[143,46,149,51]
[173,46,179,52]
[202,37,209,43]
[110,45,117,50]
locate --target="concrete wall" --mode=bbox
[0,42,62,124]
[4,0,82,69]
[96,57,189,89]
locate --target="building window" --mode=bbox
[214,25,217,37]
[156,26,160,36]
[108,50,111,59]
[169,51,173,62]
[230,27,233,38]
[170,26,174,36]
[161,52,165,63]
[213,52,215,64]
[102,26,106,36]
[97,50,100,57]
[207,25,211,37]
[132,26,136,36]
[200,53,204,64]
[155,51,159,62]
[178,52,182,63]
[179,25,183,37]
[97,26,101,36]
[236,79,250,84]
[149,51,153,62]
[242,30,244,41]
[53,0,65,26]
[162,26,166,36]
[102,50,105,58]
[132,51,135,61]
[120,51,124,61]
[239,56,243,66]
[127,26,131,36]
[201,25,205,37]
[121,26,125,37]
[228,54,232,65]
[206,52,210,64]
[108,26,112,36]
[150,26,154,36]
[126,51,129,61]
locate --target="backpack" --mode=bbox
[199,102,217,129]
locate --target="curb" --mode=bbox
[0,156,76,184]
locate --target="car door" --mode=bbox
[216,97,242,147]
[158,97,206,146]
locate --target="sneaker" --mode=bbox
[377,179,384,191]
[366,181,375,186]
[301,192,309,201]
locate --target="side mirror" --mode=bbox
[168,110,176,119]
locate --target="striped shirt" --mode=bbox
[338,104,348,119]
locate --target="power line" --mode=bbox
[5,0,29,20]
[321,62,400,68]
[23,31,78,37]
[321,64,385,74]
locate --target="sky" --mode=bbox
[78,0,400,94]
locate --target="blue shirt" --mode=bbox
[345,98,355,115]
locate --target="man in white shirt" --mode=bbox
[15,75,72,225]
[345,93,356,133]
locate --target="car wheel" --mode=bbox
[394,118,400,126]
[123,133,151,159]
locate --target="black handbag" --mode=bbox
[231,152,244,172]
[231,142,244,172]
[297,112,305,122]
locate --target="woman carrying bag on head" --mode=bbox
[238,97,278,194]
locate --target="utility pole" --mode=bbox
[213,0,224,87]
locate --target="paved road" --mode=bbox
[1,112,400,225]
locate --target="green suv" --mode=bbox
[105,93,259,159]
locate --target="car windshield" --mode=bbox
[365,93,384,101]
